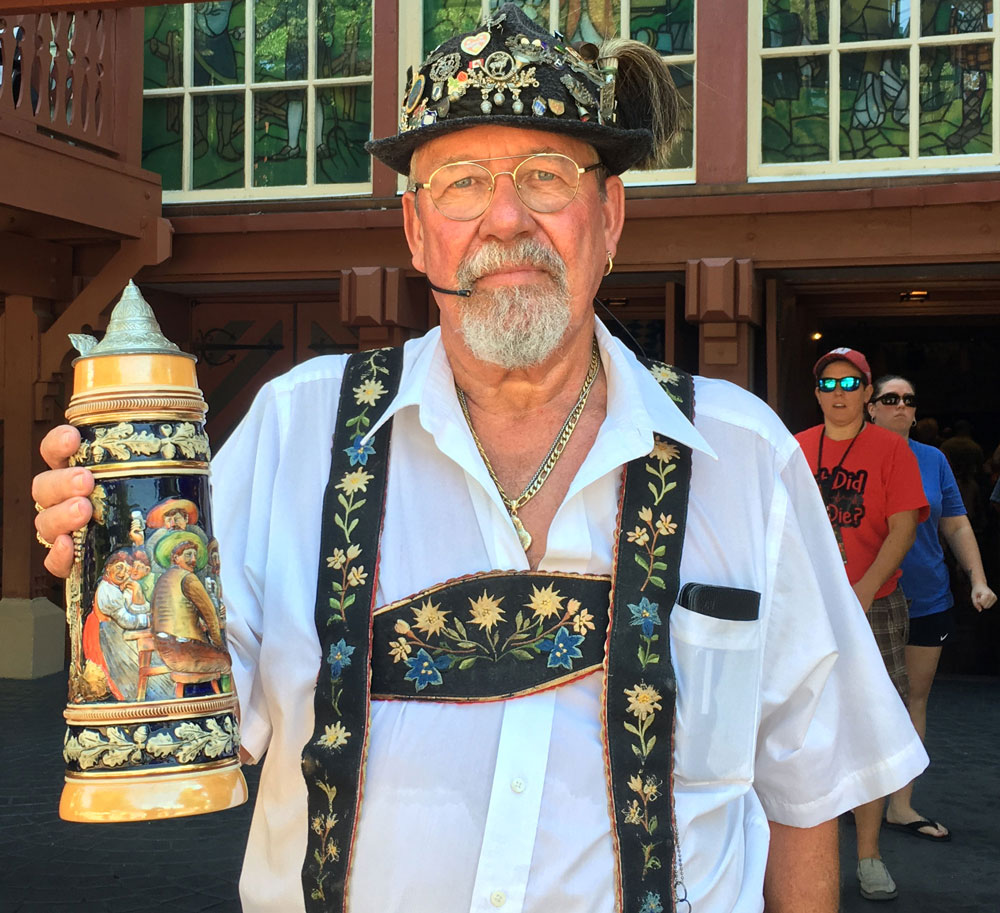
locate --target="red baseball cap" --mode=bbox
[812,347,872,385]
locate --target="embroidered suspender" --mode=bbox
[302,346,694,912]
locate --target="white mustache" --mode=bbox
[456,240,567,287]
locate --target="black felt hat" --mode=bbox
[365,3,680,176]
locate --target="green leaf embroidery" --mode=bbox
[634,554,650,571]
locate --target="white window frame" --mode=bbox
[396,0,696,192]
[144,0,374,202]
[749,1,1000,180]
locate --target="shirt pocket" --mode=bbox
[670,590,762,786]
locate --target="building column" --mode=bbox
[685,258,760,389]
[1,295,65,678]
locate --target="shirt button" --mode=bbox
[510,777,526,794]
[490,890,507,907]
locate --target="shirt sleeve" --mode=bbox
[938,451,967,518]
[885,434,930,523]
[752,443,928,827]
[211,382,285,762]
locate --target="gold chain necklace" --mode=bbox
[456,337,601,551]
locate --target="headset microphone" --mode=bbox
[428,282,472,298]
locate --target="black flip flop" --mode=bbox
[883,816,951,842]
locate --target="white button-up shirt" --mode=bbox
[213,320,926,913]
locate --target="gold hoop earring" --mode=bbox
[604,251,614,277]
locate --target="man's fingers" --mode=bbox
[32,466,94,512]
[35,495,92,547]
[43,535,78,579]
[39,425,82,470]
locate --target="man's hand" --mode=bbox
[32,425,95,578]
[851,582,876,614]
[971,582,997,612]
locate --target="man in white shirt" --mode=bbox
[35,5,926,911]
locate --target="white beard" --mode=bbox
[454,240,571,370]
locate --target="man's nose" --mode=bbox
[478,172,536,240]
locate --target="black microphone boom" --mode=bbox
[429,282,472,298]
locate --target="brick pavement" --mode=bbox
[2,672,997,912]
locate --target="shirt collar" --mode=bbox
[363,320,717,461]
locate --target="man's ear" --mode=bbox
[402,190,426,274]
[601,174,626,255]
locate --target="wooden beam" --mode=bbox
[38,218,172,381]
[0,233,73,299]
[2,295,38,599]
[371,0,400,198]
[0,132,161,239]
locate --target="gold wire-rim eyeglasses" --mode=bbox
[410,152,605,221]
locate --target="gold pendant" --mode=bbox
[511,513,532,551]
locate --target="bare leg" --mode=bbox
[855,796,885,861]
[885,643,949,837]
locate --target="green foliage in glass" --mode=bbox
[840,0,909,43]
[144,4,184,90]
[762,0,828,48]
[762,56,830,162]
[839,50,909,159]
[255,0,308,82]
[317,0,373,77]
[666,62,694,168]
[141,96,182,190]
[192,93,246,189]
[631,0,694,56]
[423,0,482,57]
[919,45,992,156]
[254,90,307,186]
[317,85,373,182]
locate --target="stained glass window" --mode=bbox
[142,1,373,200]
[755,0,998,171]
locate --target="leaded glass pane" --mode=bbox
[193,93,245,189]
[255,0,308,83]
[631,0,694,55]
[423,0,482,57]
[919,44,992,155]
[141,96,182,190]
[840,0,909,43]
[840,50,909,158]
[317,0,373,77]
[193,1,245,87]
[144,4,184,90]
[762,0,829,48]
[761,55,829,162]
[253,90,307,185]
[666,62,694,167]
[317,85,373,182]
[921,1,992,38]
[558,0,621,44]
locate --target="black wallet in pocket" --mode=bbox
[678,582,761,621]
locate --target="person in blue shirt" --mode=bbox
[868,374,996,841]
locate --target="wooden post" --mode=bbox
[0,295,66,678]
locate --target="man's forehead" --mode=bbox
[820,361,863,377]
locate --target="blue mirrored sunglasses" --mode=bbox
[816,376,863,392]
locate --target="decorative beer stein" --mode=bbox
[59,281,247,822]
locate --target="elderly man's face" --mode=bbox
[403,126,624,369]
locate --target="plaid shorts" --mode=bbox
[867,587,910,706]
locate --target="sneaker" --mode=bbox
[857,857,898,901]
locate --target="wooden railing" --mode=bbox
[0,7,141,162]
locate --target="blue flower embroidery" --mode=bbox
[638,892,663,913]
[628,597,661,637]
[539,626,584,670]
[327,639,355,680]
[344,435,376,466]
[404,648,451,692]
